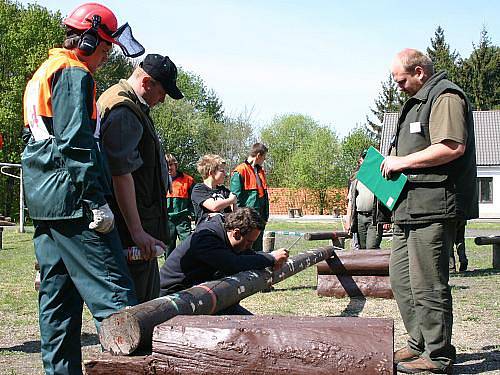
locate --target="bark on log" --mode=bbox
[99,246,336,355]
[151,315,394,375]
[317,274,393,298]
[303,231,350,241]
[84,353,155,375]
[316,250,390,276]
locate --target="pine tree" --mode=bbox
[365,73,405,140]
[460,27,500,110]
[427,26,460,82]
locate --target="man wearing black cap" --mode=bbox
[98,53,183,303]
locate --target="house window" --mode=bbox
[478,177,493,203]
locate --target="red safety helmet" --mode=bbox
[64,2,144,57]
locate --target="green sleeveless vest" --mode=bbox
[392,71,478,224]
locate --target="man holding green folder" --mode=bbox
[381,49,478,374]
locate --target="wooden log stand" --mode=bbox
[316,249,393,298]
[85,316,394,375]
[474,236,500,269]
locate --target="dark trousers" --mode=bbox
[166,218,192,257]
[390,221,456,370]
[33,218,137,375]
[128,258,160,304]
[356,212,382,249]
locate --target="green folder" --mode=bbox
[356,146,407,211]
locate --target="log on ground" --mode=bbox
[152,315,394,375]
[317,274,393,298]
[84,352,155,375]
[316,249,390,276]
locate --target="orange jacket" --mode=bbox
[167,172,195,199]
[233,162,267,198]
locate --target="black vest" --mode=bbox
[392,71,478,223]
[98,80,169,246]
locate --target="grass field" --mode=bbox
[0,221,499,374]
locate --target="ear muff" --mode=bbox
[77,15,101,56]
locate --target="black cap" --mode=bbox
[140,54,183,100]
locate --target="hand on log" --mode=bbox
[271,248,289,270]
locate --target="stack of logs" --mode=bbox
[303,231,392,298]
[316,249,393,298]
[85,243,395,374]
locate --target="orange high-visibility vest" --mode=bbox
[167,173,194,199]
[233,162,267,198]
[23,48,97,138]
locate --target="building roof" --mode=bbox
[380,110,500,166]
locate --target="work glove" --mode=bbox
[89,203,114,234]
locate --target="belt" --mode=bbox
[357,211,372,216]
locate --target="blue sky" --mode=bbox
[22,0,499,136]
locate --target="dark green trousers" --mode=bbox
[356,212,382,249]
[390,221,456,370]
[33,218,137,375]
[166,218,192,257]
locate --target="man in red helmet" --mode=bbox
[21,3,143,374]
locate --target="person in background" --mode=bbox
[98,53,184,303]
[345,149,383,249]
[165,154,195,257]
[191,154,237,225]
[21,3,143,373]
[382,48,478,374]
[450,220,468,272]
[230,143,269,251]
[159,207,289,314]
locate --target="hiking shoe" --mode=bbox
[397,357,452,374]
[394,347,420,364]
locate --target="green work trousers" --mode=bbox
[166,218,192,257]
[33,218,137,375]
[356,212,382,249]
[390,221,456,370]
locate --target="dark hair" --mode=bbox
[224,207,265,236]
[249,142,268,157]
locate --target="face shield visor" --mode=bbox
[100,22,145,58]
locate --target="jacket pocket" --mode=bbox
[406,174,448,215]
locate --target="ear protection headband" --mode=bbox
[77,15,102,56]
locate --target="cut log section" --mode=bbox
[152,315,394,375]
[317,274,393,298]
[316,249,390,276]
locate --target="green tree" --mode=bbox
[366,73,405,139]
[338,127,378,185]
[287,126,341,214]
[260,114,318,187]
[0,0,64,217]
[94,50,134,96]
[177,70,224,123]
[460,27,500,110]
[427,26,460,82]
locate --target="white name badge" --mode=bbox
[410,122,421,133]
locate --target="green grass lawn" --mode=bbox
[0,223,499,374]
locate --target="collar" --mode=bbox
[412,70,447,102]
